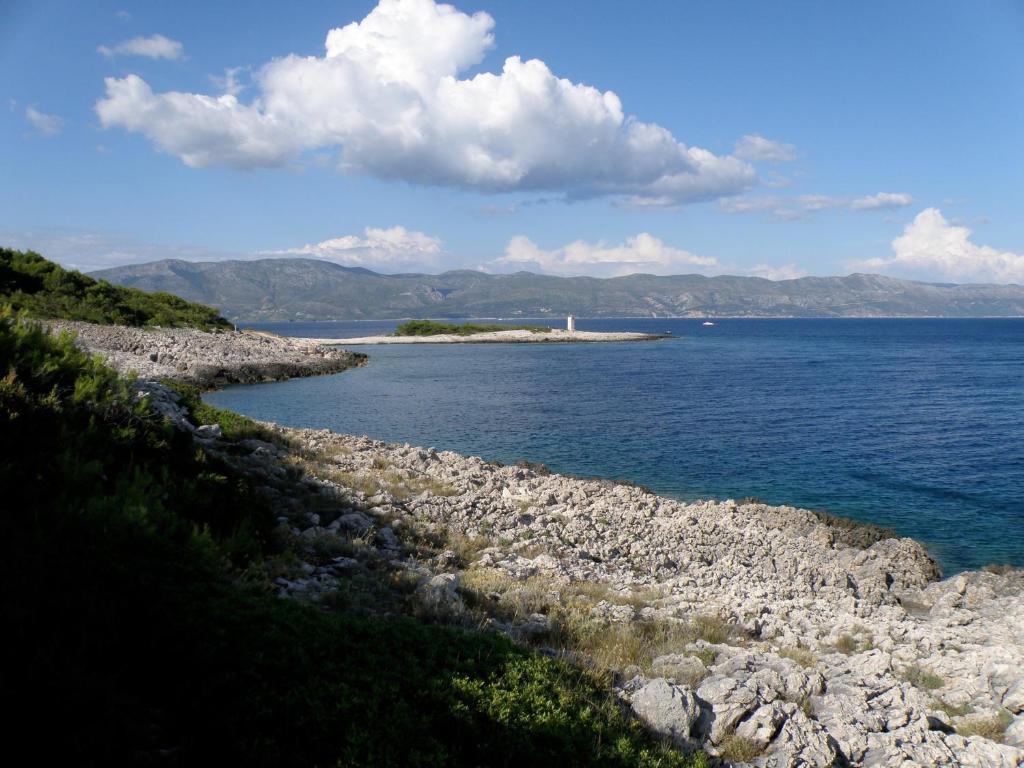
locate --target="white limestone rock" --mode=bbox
[630,678,704,748]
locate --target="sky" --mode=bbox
[2,0,1024,282]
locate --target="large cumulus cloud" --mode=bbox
[95,0,756,205]
[857,208,1024,283]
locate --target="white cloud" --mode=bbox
[718,196,781,215]
[98,33,183,60]
[745,263,807,281]
[95,0,755,205]
[96,76,298,168]
[850,192,914,211]
[734,134,798,164]
[718,194,832,220]
[209,67,247,97]
[491,233,718,277]
[721,191,913,220]
[264,226,443,272]
[24,105,62,135]
[855,208,1024,284]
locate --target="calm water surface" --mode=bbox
[206,318,1024,573]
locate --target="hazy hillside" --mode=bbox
[93,258,1024,321]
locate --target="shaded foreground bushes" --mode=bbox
[0,311,697,767]
[0,247,231,329]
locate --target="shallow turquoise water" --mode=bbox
[206,318,1024,574]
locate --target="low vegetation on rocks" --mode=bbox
[956,710,1013,742]
[13,286,1024,767]
[903,663,946,691]
[0,311,700,766]
[395,319,553,336]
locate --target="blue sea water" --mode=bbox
[206,318,1024,574]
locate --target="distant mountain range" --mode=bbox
[92,258,1024,321]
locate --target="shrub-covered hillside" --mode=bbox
[0,247,231,329]
[0,311,696,767]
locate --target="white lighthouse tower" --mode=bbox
[566,314,576,332]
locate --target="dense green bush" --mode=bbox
[395,319,552,336]
[0,247,231,329]
[0,310,698,767]
[165,378,292,445]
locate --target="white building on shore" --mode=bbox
[567,315,576,332]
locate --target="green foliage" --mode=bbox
[0,247,231,329]
[0,310,699,767]
[903,664,945,690]
[933,698,974,718]
[395,319,553,336]
[164,378,291,446]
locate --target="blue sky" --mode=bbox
[2,0,1023,282]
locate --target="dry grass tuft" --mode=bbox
[834,634,859,654]
[445,532,493,566]
[956,711,1012,742]
[690,614,731,644]
[310,443,351,462]
[570,619,694,672]
[779,645,817,668]
[719,733,764,762]
[326,469,382,497]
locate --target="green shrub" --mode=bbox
[0,247,231,329]
[395,319,552,336]
[933,698,974,718]
[163,379,291,446]
[903,664,945,690]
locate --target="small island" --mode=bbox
[301,317,670,345]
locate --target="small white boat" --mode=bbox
[702,321,715,327]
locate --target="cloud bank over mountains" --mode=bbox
[12,210,1023,285]
[857,208,1024,284]
[94,0,757,206]
[263,226,443,271]
[494,233,718,278]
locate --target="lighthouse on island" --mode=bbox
[566,315,576,332]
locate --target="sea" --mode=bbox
[205,318,1024,575]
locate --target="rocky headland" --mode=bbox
[66,323,1024,767]
[300,328,669,345]
[48,320,366,387]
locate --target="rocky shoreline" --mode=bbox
[48,320,366,387]
[166,417,1024,767]
[64,322,1024,766]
